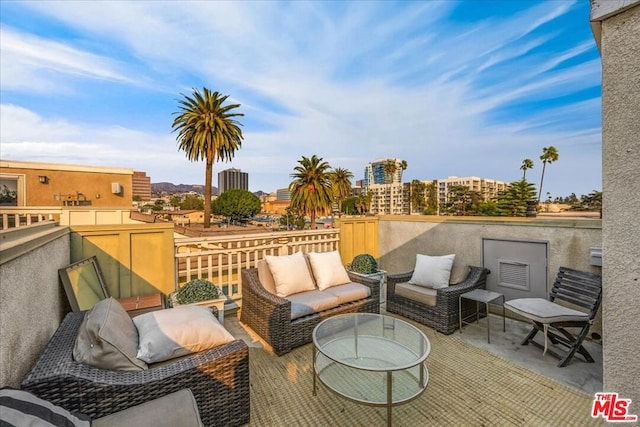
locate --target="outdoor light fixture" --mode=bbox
[38,175,49,184]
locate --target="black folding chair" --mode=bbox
[504,267,602,367]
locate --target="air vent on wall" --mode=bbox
[498,260,530,291]
[111,182,123,194]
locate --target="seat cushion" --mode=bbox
[0,388,90,426]
[133,306,234,363]
[308,251,351,290]
[395,282,438,306]
[265,251,316,297]
[323,282,371,305]
[409,254,455,289]
[93,389,203,427]
[286,290,340,320]
[504,298,590,324]
[73,297,148,371]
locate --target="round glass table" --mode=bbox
[312,313,430,426]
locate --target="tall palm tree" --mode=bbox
[329,167,354,218]
[520,158,534,180]
[172,87,244,228]
[383,160,398,214]
[538,146,559,203]
[289,155,333,229]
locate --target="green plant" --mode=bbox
[349,254,378,274]
[171,279,223,306]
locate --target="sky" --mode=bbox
[0,1,602,197]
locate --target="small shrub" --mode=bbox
[349,254,378,274]
[171,279,223,306]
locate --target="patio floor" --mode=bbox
[224,305,602,426]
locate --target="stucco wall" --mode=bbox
[600,3,640,413]
[0,227,70,387]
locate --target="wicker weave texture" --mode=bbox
[240,268,380,356]
[386,266,490,335]
[21,311,250,427]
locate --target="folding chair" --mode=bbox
[504,266,602,367]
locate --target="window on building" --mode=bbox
[0,175,23,206]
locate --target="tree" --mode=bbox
[328,167,354,218]
[341,196,358,215]
[445,185,482,216]
[410,180,426,213]
[280,206,306,230]
[424,182,438,215]
[172,87,244,228]
[212,189,261,224]
[538,146,559,203]
[180,194,205,210]
[289,155,333,229]
[169,196,181,208]
[520,158,534,180]
[356,192,372,215]
[496,180,537,217]
[383,160,398,215]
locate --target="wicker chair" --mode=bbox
[240,267,380,356]
[386,266,490,334]
[21,309,250,427]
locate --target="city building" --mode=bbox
[132,171,151,201]
[436,176,509,206]
[363,158,405,187]
[363,158,407,215]
[217,168,248,194]
[276,188,291,201]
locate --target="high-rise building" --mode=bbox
[363,158,407,214]
[218,168,248,193]
[276,188,291,201]
[436,176,508,206]
[132,171,151,201]
[363,158,405,187]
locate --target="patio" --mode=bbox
[224,307,601,426]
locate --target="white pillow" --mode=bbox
[409,254,456,289]
[264,251,316,297]
[133,306,234,364]
[308,251,351,290]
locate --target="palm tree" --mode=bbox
[329,167,354,218]
[383,160,398,214]
[520,159,534,180]
[172,87,244,228]
[538,146,559,203]
[289,155,333,229]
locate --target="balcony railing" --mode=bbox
[0,207,61,230]
[174,228,340,300]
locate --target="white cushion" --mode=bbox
[396,282,438,306]
[257,259,277,294]
[133,306,235,363]
[409,254,456,289]
[504,298,590,324]
[286,290,340,320]
[307,251,351,290]
[265,252,316,297]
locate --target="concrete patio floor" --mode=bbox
[224,305,602,396]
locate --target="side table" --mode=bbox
[459,289,505,343]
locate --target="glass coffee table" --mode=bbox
[312,313,430,426]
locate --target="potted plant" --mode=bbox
[346,254,387,303]
[168,279,226,317]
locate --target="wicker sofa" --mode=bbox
[21,308,250,427]
[386,265,490,334]
[240,263,380,356]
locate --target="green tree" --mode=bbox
[496,180,537,217]
[424,182,438,215]
[445,185,482,216]
[538,146,559,203]
[169,195,181,207]
[383,160,398,215]
[520,158,534,180]
[341,196,358,215]
[279,206,306,230]
[356,192,372,215]
[289,155,333,229]
[410,180,426,213]
[172,87,244,228]
[180,194,204,210]
[328,167,354,218]
[211,189,261,223]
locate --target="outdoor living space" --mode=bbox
[1,214,607,426]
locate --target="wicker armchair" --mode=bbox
[21,310,250,427]
[240,267,380,356]
[386,266,490,334]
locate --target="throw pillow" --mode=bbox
[308,251,351,290]
[73,297,148,371]
[133,306,234,364]
[449,264,470,285]
[264,251,316,297]
[0,388,91,426]
[409,254,456,289]
[257,259,277,294]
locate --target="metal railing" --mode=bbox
[174,228,340,300]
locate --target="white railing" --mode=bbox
[174,229,340,300]
[0,207,62,230]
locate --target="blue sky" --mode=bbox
[0,1,601,197]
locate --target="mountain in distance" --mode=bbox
[152,182,217,195]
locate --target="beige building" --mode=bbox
[0,160,134,208]
[367,183,406,215]
[436,176,509,206]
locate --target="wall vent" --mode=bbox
[498,260,530,291]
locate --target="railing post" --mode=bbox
[277,236,289,255]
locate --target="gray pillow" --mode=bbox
[73,297,147,371]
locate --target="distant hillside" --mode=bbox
[152,182,217,195]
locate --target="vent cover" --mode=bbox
[498,260,530,291]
